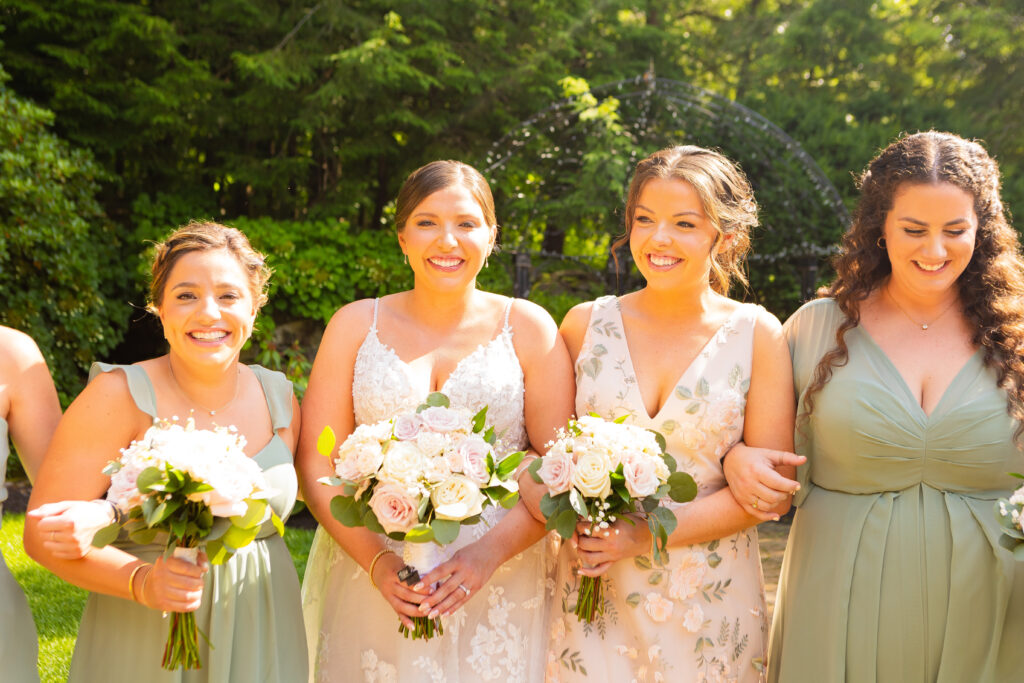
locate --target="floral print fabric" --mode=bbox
[547,296,767,683]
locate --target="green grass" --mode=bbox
[0,513,316,683]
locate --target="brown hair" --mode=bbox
[394,160,497,232]
[804,131,1024,439]
[147,221,271,313]
[615,145,757,294]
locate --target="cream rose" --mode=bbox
[420,406,464,433]
[538,448,575,495]
[430,475,485,521]
[368,482,421,534]
[644,592,674,622]
[572,453,613,499]
[457,436,492,485]
[336,434,385,480]
[415,430,448,459]
[393,414,423,441]
[379,441,426,486]
[622,453,661,497]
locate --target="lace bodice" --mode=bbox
[352,298,528,456]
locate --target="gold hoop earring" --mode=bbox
[876,236,886,249]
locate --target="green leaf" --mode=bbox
[330,495,364,527]
[528,458,544,484]
[612,414,629,424]
[625,592,642,607]
[696,377,710,397]
[675,386,693,399]
[317,426,337,458]
[568,489,587,517]
[404,524,435,543]
[539,493,560,518]
[471,407,488,433]
[424,392,450,408]
[647,571,664,585]
[652,506,678,538]
[499,490,520,509]
[662,451,678,473]
[270,511,285,537]
[233,499,268,529]
[363,509,385,535]
[205,539,231,565]
[128,527,159,546]
[221,523,259,551]
[91,522,121,548]
[136,467,166,493]
[431,519,460,544]
[686,402,702,415]
[553,508,578,540]
[484,426,496,445]
[648,429,667,453]
[707,552,722,568]
[496,451,525,479]
[668,472,698,503]
[633,555,652,569]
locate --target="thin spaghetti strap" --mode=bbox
[370,298,380,332]
[502,297,514,332]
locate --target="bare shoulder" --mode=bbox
[507,297,560,358]
[0,326,45,372]
[751,305,785,339]
[327,298,377,331]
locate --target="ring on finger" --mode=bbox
[751,497,760,509]
[458,583,470,596]
[50,530,56,542]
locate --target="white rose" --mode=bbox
[622,453,661,498]
[336,435,385,480]
[538,447,575,495]
[430,475,485,521]
[393,414,424,441]
[368,483,421,534]
[572,453,613,499]
[682,603,704,633]
[415,431,448,459]
[457,436,493,485]
[379,441,426,485]
[420,406,464,433]
[644,592,674,622]
[423,455,452,484]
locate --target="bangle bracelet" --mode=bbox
[368,549,394,589]
[127,563,148,602]
[136,564,152,606]
[94,498,125,526]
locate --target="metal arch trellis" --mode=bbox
[481,73,850,303]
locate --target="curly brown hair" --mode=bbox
[615,145,757,295]
[803,131,1024,439]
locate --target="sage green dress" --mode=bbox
[68,363,308,682]
[1,417,40,682]
[769,299,1024,682]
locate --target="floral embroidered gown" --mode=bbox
[547,295,767,683]
[301,298,555,682]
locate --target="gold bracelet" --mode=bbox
[368,549,394,589]
[136,564,153,606]
[127,563,148,602]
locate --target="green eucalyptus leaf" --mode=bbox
[471,407,488,433]
[404,524,435,543]
[496,451,525,479]
[431,519,460,544]
[91,522,121,548]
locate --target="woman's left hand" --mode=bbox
[574,516,651,577]
[28,500,116,560]
[415,541,502,619]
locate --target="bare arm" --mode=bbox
[1,327,62,482]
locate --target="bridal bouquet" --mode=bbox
[996,474,1024,560]
[92,417,283,670]
[317,392,524,639]
[528,414,697,622]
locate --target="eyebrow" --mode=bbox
[170,282,242,290]
[897,216,971,227]
[411,212,481,221]
[636,204,702,217]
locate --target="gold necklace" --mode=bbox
[885,286,958,331]
[166,359,240,416]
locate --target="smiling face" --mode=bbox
[157,248,258,367]
[629,178,722,292]
[397,184,496,291]
[882,182,978,299]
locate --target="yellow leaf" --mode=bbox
[317,426,337,458]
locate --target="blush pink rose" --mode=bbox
[368,482,420,534]
[420,406,464,433]
[393,414,424,441]
[458,436,493,485]
[622,454,661,498]
[538,449,575,495]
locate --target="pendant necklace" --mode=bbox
[885,286,958,331]
[167,360,240,416]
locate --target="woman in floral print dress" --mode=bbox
[547,146,798,683]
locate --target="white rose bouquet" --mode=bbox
[528,414,697,622]
[996,473,1024,560]
[317,392,524,639]
[92,417,283,670]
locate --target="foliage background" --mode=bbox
[1,0,1021,437]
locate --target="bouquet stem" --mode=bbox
[161,545,207,670]
[401,541,447,641]
[574,575,605,623]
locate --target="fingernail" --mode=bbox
[428,610,439,619]
[773,515,780,522]
[413,582,423,591]
[419,603,430,613]
[794,484,801,491]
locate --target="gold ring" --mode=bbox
[752,498,759,510]
[50,530,56,542]
[458,584,470,596]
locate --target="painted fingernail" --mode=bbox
[413,582,423,591]
[419,603,430,613]
[428,610,439,619]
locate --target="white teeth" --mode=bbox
[429,257,462,268]
[190,330,228,340]
[915,261,945,272]
[649,255,680,267]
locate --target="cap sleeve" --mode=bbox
[89,362,158,419]
[249,365,295,431]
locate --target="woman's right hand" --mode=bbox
[722,441,805,520]
[137,553,209,613]
[28,500,116,560]
[369,551,429,629]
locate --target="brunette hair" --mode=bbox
[147,221,271,313]
[804,131,1024,439]
[615,145,757,294]
[394,160,497,231]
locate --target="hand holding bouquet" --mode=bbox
[528,414,697,622]
[996,473,1024,560]
[92,417,283,670]
[317,392,524,639]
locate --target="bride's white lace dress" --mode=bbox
[302,298,556,682]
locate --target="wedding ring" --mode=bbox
[50,530,56,542]
[752,498,759,510]
[458,584,470,596]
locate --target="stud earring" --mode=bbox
[403,253,408,265]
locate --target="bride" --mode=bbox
[298,160,574,682]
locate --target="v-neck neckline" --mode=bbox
[612,300,746,421]
[854,325,982,422]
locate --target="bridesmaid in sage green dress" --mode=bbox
[726,132,1024,682]
[25,222,307,682]
[0,326,61,683]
